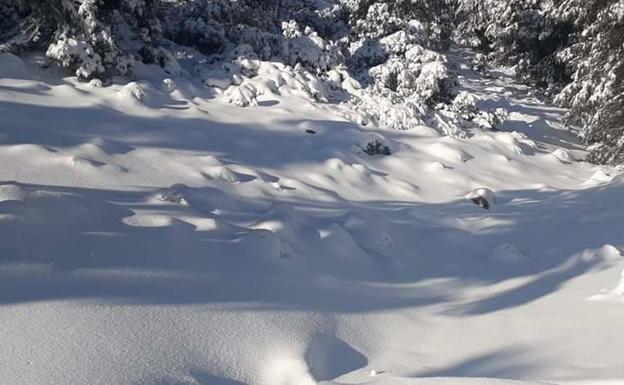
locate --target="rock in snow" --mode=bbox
[466,188,496,210]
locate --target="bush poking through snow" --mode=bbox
[361,140,391,156]
[159,191,189,206]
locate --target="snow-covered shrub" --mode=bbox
[474,108,508,131]
[280,21,342,71]
[335,0,459,131]
[553,0,624,164]
[224,82,259,107]
[0,1,20,45]
[449,92,507,131]
[346,0,454,50]
[361,140,391,156]
[415,61,458,104]
[2,0,471,139]
[46,32,104,79]
[583,95,624,164]
[140,46,184,75]
[1,0,153,79]
[472,53,489,75]
[174,15,228,55]
[455,0,572,93]
[451,91,479,119]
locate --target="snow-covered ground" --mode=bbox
[1,49,623,385]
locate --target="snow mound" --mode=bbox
[318,223,370,263]
[119,82,150,103]
[224,82,259,107]
[305,334,367,382]
[580,244,623,262]
[590,267,624,303]
[425,161,448,172]
[426,143,473,163]
[599,244,623,260]
[551,148,574,163]
[160,78,176,93]
[0,53,32,79]
[69,154,105,168]
[88,78,103,88]
[584,169,615,185]
[466,188,496,210]
[0,183,27,202]
[496,132,537,156]
[3,39,624,385]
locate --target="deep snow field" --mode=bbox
[1,49,624,385]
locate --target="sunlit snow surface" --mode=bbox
[0,49,623,385]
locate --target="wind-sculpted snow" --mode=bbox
[1,43,624,385]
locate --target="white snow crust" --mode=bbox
[0,48,623,385]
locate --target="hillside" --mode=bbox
[1,35,624,385]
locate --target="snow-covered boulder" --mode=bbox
[466,188,496,210]
[550,148,573,163]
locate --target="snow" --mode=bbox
[1,47,624,385]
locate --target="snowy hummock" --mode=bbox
[466,187,497,210]
[1,49,624,385]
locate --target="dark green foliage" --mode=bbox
[362,140,391,156]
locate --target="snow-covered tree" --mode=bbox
[0,0,157,79]
[553,0,624,164]
[456,0,624,164]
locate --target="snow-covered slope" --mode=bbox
[1,50,623,385]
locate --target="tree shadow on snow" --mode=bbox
[0,93,622,316]
[0,178,621,317]
[411,346,545,380]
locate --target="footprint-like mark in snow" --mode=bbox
[489,244,526,264]
[343,213,400,269]
[319,223,369,260]
[252,219,299,260]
